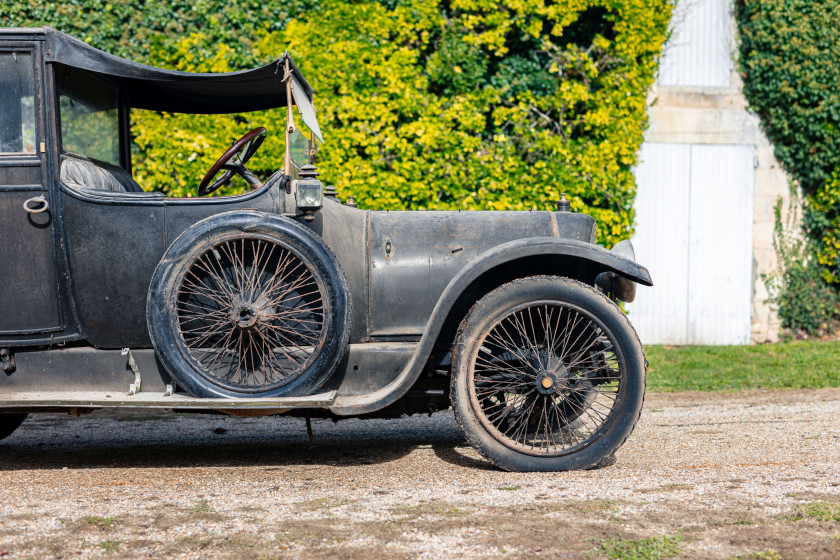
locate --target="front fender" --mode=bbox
[330,237,651,415]
[442,237,652,290]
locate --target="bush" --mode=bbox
[737,0,840,329]
[279,0,672,249]
[3,0,672,247]
[763,199,840,336]
[807,169,840,284]
[736,0,840,196]
[0,0,316,64]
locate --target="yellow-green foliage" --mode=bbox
[3,0,671,246]
[809,170,840,283]
[131,33,288,198]
[276,0,672,246]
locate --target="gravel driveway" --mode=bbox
[1,388,839,559]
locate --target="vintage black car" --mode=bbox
[0,28,652,472]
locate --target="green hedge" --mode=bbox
[2,0,672,247]
[736,0,840,332]
[736,0,840,196]
[1,0,315,63]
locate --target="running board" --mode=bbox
[0,390,337,410]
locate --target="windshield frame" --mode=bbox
[283,59,322,175]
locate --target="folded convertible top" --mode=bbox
[43,27,313,114]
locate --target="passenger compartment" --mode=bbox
[59,155,144,193]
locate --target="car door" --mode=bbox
[0,41,63,335]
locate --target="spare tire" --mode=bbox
[147,211,350,398]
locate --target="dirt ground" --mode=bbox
[0,388,839,559]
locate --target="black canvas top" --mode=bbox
[42,28,313,114]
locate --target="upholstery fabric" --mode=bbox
[60,156,144,193]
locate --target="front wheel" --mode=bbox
[450,276,645,472]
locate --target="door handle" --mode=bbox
[23,196,49,214]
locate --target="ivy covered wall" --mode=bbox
[736,0,840,333]
[2,0,672,247]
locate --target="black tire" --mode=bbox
[147,211,351,398]
[0,413,27,441]
[450,276,645,472]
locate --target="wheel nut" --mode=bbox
[541,377,554,389]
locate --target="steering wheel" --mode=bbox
[198,127,267,196]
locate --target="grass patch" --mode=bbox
[179,535,213,547]
[296,496,353,511]
[597,534,681,560]
[98,539,122,553]
[389,502,469,518]
[497,485,521,491]
[790,501,840,522]
[578,499,619,515]
[391,503,424,515]
[84,516,115,527]
[731,551,783,560]
[188,499,213,513]
[646,341,840,392]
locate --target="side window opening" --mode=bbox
[57,66,121,166]
[0,51,36,155]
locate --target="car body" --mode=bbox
[0,28,652,471]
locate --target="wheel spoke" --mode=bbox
[175,236,327,391]
[469,300,624,457]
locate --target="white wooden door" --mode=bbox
[629,142,754,345]
[658,0,732,88]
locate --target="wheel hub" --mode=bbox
[231,294,274,330]
[533,351,568,394]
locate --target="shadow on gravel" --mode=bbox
[432,443,498,471]
[0,440,423,471]
[0,410,489,472]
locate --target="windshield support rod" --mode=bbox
[283,58,295,176]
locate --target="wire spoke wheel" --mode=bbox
[175,236,327,392]
[451,276,644,471]
[148,213,350,399]
[468,301,622,456]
